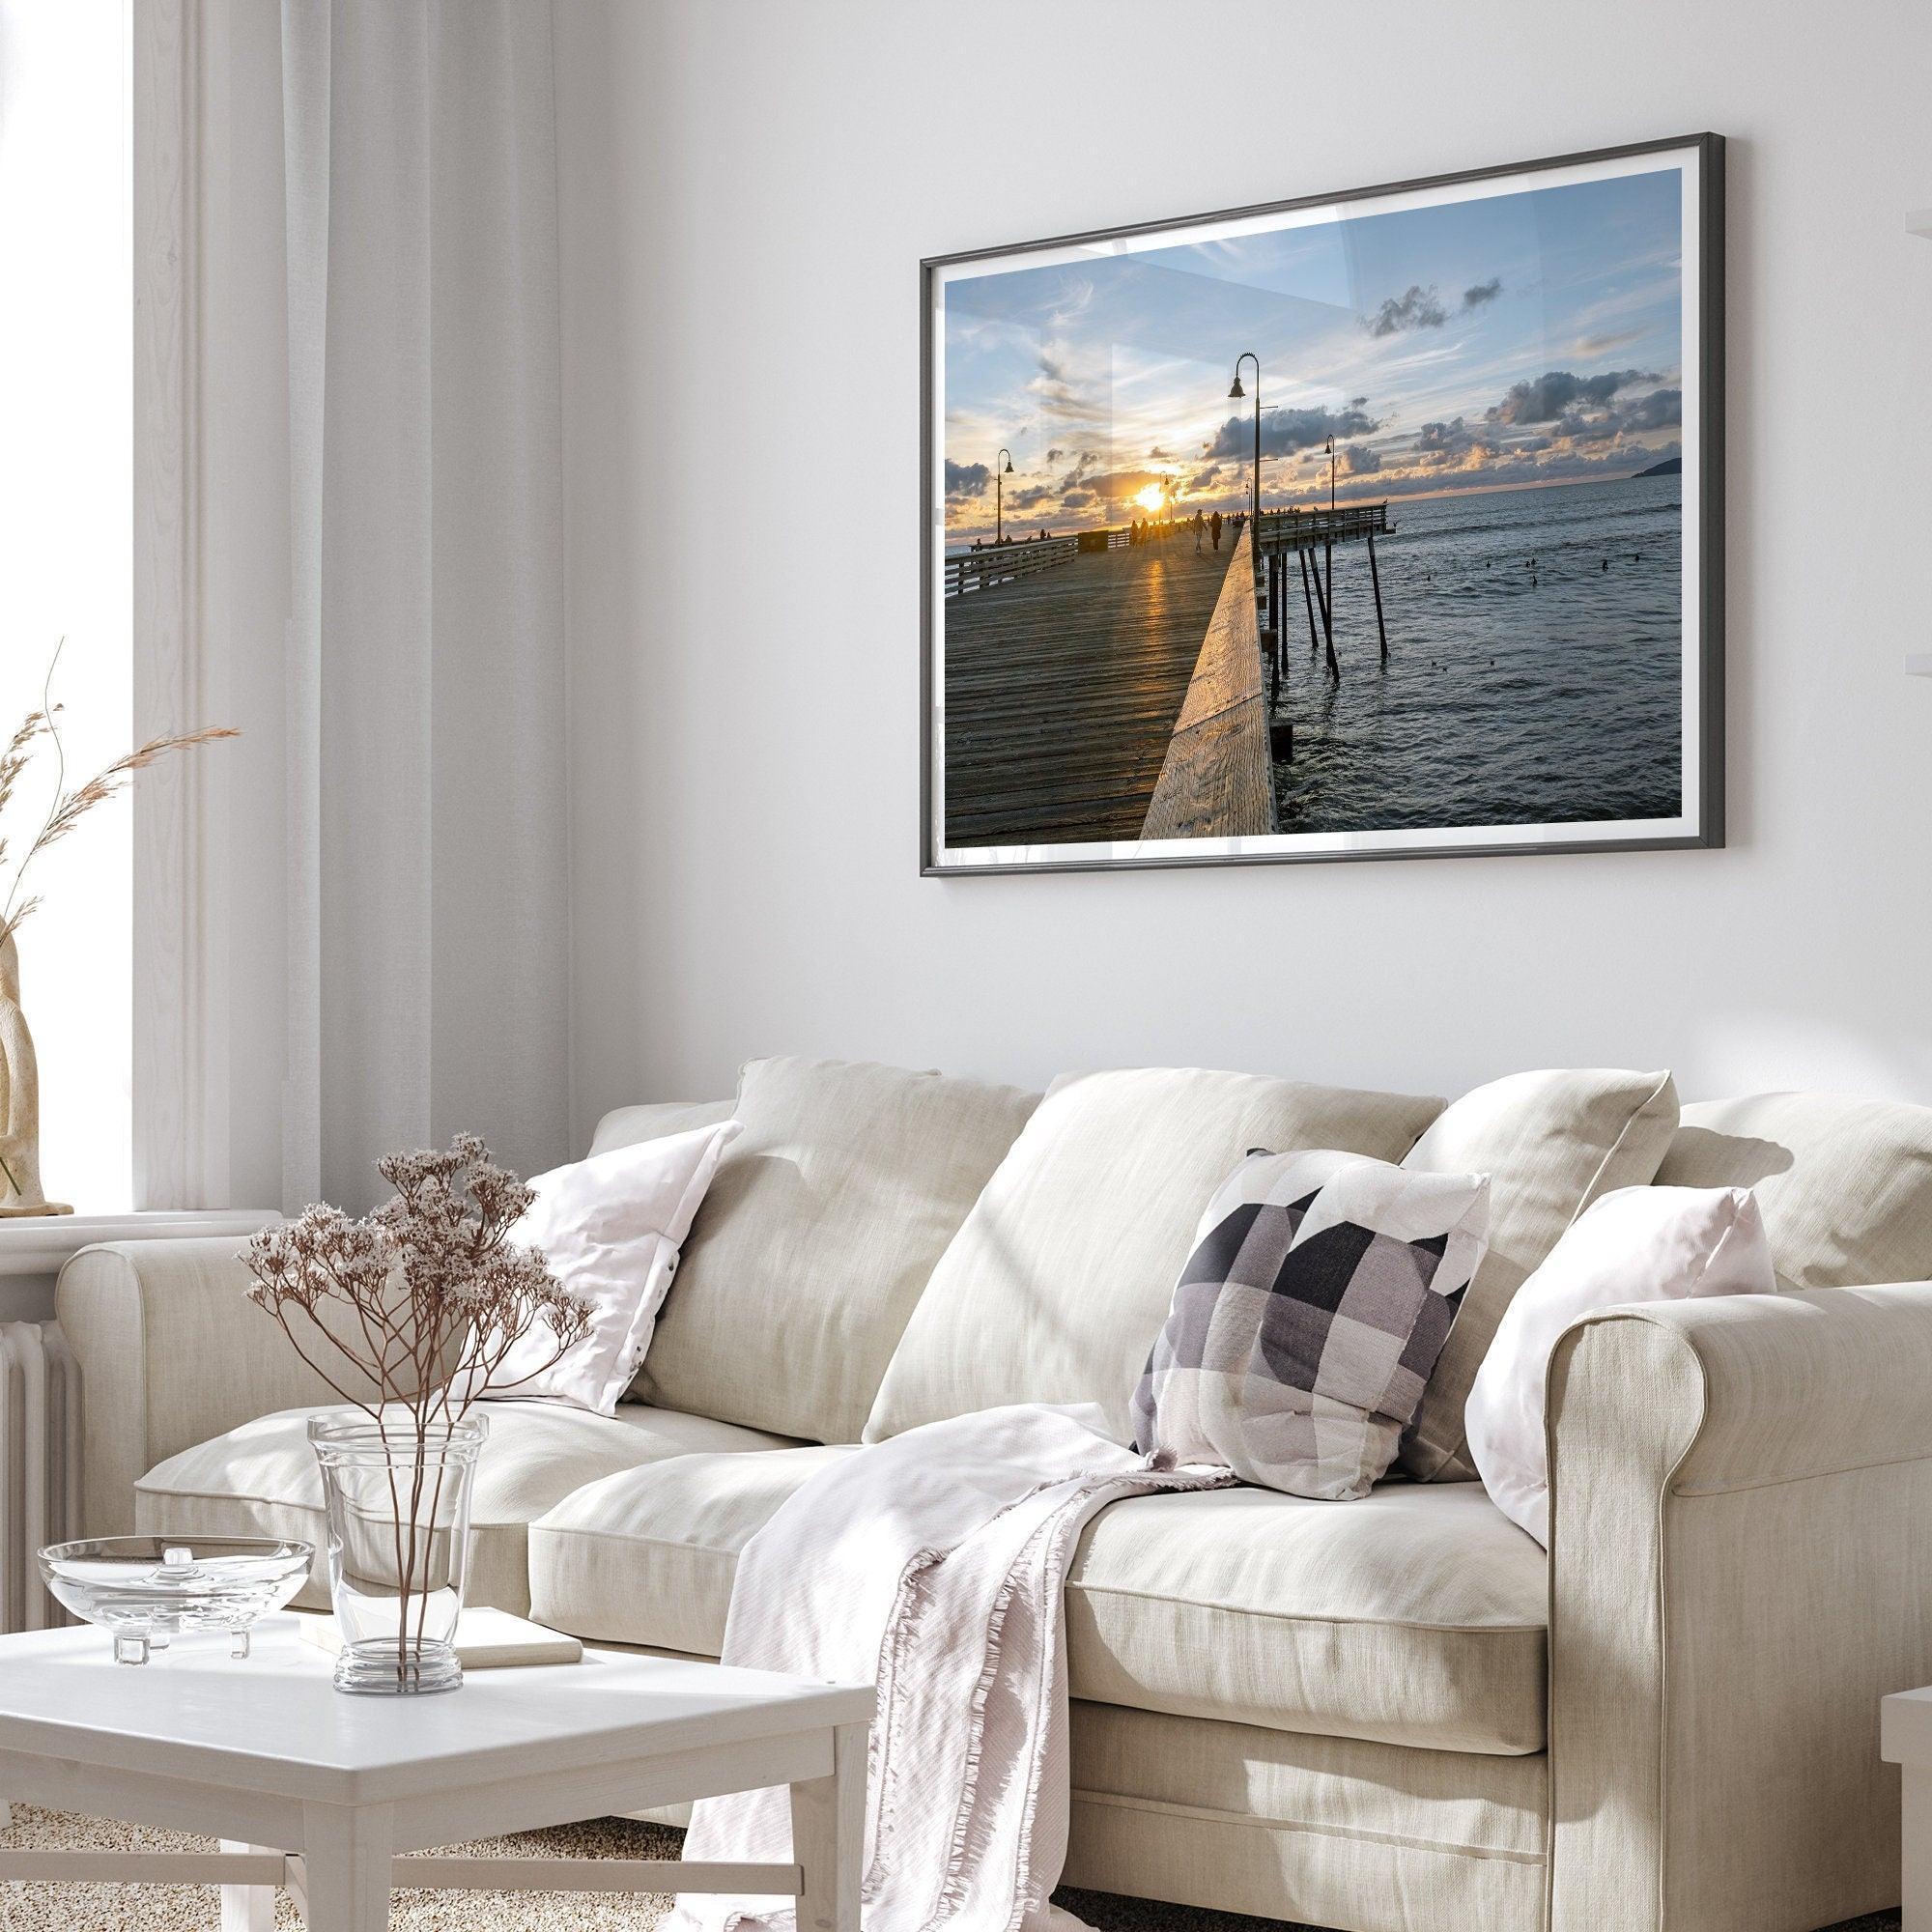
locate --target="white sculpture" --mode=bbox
[0,931,70,1217]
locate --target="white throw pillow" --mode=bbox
[475,1120,741,1415]
[1464,1183,1776,1545]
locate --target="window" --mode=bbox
[0,1,134,1209]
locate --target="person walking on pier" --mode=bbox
[1193,509,1205,554]
[1210,509,1223,552]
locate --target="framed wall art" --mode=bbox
[921,134,1723,874]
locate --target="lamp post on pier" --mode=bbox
[1228,355,1260,554]
[996,447,1013,545]
[1324,433,1336,612]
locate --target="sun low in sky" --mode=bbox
[941,166,1684,545]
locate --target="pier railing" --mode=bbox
[1140,528,1276,841]
[1256,502,1389,554]
[943,534,1082,599]
[944,525,1150,597]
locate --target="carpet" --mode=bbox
[0,1808,1904,1932]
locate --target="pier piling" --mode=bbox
[1315,545,1339,680]
[1368,532,1388,665]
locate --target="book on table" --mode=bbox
[296,1606,583,1668]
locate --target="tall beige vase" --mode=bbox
[0,932,72,1218]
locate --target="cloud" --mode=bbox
[1296,438,1682,504]
[1552,384,1682,444]
[1489,368,1658,425]
[945,459,990,499]
[1045,276,1094,330]
[1007,483,1058,510]
[1060,488,1094,508]
[1413,417,1500,466]
[1462,277,1503,308]
[1616,385,1682,432]
[1088,469,1170,503]
[1028,349,1110,425]
[1058,450,1100,492]
[1368,284,1447,336]
[1552,412,1621,445]
[1203,401,1378,460]
[1149,445,1169,459]
[1341,444,1382,475]
[1570,327,1644,357]
[1045,447,1065,464]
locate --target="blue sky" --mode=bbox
[942,167,1684,541]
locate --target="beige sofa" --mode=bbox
[56,1059,1932,1932]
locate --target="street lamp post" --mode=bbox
[1228,354,1261,554]
[996,447,1013,544]
[1325,433,1336,613]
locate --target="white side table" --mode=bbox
[0,1619,872,1931]
[1882,1687,1932,1928]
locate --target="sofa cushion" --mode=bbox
[633,1056,1040,1443]
[590,1098,735,1156]
[1064,1702,1548,1930]
[1398,1067,1679,1482]
[134,1400,799,1619]
[1655,1092,1932,1293]
[527,1454,1546,1755]
[863,1068,1445,1446]
[529,1444,854,1657]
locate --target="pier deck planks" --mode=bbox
[942,538,1239,847]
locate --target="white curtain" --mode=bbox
[280,0,568,1209]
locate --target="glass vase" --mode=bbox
[306,1409,486,1695]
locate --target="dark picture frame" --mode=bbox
[921,134,1723,876]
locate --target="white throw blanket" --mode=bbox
[673,1404,1230,1932]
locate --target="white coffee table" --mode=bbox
[0,1617,872,1930]
[1883,1686,1932,1928]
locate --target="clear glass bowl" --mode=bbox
[40,1536,313,1664]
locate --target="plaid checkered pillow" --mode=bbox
[1131,1148,1489,1500]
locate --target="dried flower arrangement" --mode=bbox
[243,1135,593,1691]
[243,1133,592,1414]
[0,639,237,1212]
[0,640,239,956]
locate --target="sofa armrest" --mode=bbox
[1546,1283,1932,1932]
[56,1238,384,1536]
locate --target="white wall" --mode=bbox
[554,0,1932,1139]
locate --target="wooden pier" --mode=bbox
[1141,526,1275,840]
[942,529,1242,846]
[1256,501,1393,676]
[1255,503,1390,554]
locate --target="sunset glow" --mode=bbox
[941,166,1685,548]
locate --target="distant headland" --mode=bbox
[1632,455,1682,478]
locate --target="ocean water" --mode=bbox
[1267,474,1684,833]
